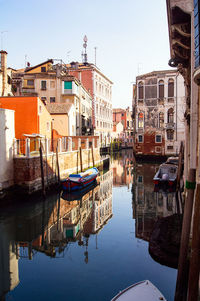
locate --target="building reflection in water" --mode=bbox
[0,169,113,299]
[132,163,181,242]
[112,149,135,188]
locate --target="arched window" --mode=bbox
[138,112,144,128]
[158,80,164,99]
[167,108,174,123]
[138,81,144,100]
[168,78,174,98]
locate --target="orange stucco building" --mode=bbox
[0,96,52,139]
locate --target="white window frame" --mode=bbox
[155,135,162,143]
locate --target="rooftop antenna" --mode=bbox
[94,47,97,65]
[82,35,88,64]
[1,31,8,50]
[25,54,27,68]
[66,51,71,63]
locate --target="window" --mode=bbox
[168,79,174,97]
[159,80,164,98]
[41,66,46,72]
[27,79,34,86]
[50,97,55,103]
[41,97,47,103]
[138,81,144,99]
[50,81,55,88]
[41,80,46,90]
[138,135,143,143]
[156,135,162,143]
[155,146,161,153]
[138,112,144,128]
[64,81,72,89]
[131,131,133,136]
[167,129,174,140]
[127,121,129,127]
[167,145,174,150]
[138,175,143,183]
[167,108,174,123]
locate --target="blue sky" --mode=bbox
[0,0,170,108]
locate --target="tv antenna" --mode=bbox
[66,50,71,63]
[82,35,88,64]
[94,47,97,65]
[1,31,8,50]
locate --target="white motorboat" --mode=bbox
[111,280,166,301]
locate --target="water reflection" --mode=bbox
[112,149,135,187]
[0,169,113,299]
[132,163,181,242]
[0,153,178,301]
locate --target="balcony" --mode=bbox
[22,86,37,95]
[165,122,175,130]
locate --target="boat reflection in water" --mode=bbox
[0,169,113,299]
[132,162,182,268]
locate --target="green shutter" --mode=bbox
[64,81,72,89]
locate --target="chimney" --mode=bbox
[0,51,8,96]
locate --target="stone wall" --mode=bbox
[14,148,101,193]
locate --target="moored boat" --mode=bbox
[111,280,166,301]
[62,167,99,192]
[153,163,178,188]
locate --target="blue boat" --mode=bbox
[62,167,99,192]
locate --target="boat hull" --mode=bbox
[62,167,99,192]
[111,280,166,301]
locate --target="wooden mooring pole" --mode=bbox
[79,147,83,172]
[175,168,196,301]
[187,184,200,301]
[56,144,60,184]
[91,146,95,167]
[39,144,46,197]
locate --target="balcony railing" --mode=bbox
[165,122,175,130]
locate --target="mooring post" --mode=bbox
[39,143,46,197]
[56,144,60,184]
[79,147,83,172]
[187,184,200,301]
[175,168,196,301]
[91,145,95,167]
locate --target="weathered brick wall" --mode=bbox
[14,148,101,193]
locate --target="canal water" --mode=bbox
[0,150,177,301]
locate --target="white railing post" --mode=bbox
[25,138,30,158]
[13,138,17,157]
[92,138,95,149]
[86,138,89,149]
[68,137,72,152]
[59,138,62,152]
